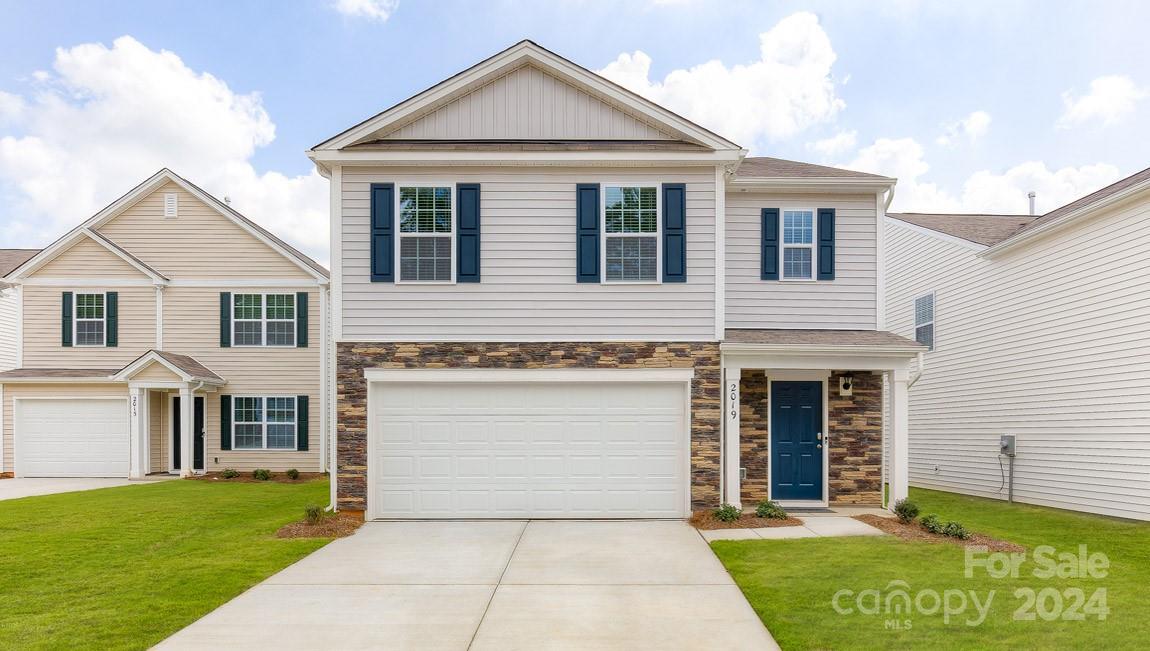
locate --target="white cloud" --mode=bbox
[1057,75,1147,128]
[0,91,24,124]
[843,137,1119,214]
[809,130,857,158]
[596,12,844,148]
[333,0,399,21]
[936,110,991,146]
[0,36,328,263]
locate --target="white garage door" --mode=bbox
[369,379,688,519]
[16,398,129,477]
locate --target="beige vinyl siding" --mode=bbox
[133,363,183,382]
[340,166,717,341]
[0,289,16,371]
[149,390,166,472]
[22,286,154,368]
[162,287,321,471]
[96,182,315,280]
[32,237,149,278]
[381,64,675,141]
[884,196,1150,521]
[725,192,878,329]
[2,383,128,473]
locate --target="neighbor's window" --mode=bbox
[399,186,453,282]
[781,209,815,280]
[233,396,296,450]
[604,186,658,282]
[915,292,935,351]
[75,292,106,346]
[233,293,295,347]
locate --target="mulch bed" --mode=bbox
[689,510,804,530]
[276,512,363,539]
[189,472,327,484]
[854,514,1024,552]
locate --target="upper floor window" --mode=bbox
[915,292,935,351]
[603,186,659,282]
[399,186,453,282]
[781,209,815,280]
[75,292,106,346]
[233,293,295,347]
[233,396,297,450]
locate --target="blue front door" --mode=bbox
[770,381,824,501]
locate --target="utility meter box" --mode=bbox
[999,434,1016,457]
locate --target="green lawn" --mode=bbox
[0,479,334,650]
[713,488,1150,650]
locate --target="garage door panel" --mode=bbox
[16,398,129,478]
[370,380,688,519]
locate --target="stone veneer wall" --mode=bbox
[335,342,721,512]
[737,370,884,506]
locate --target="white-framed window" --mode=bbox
[233,396,297,450]
[781,209,816,280]
[398,185,454,283]
[233,293,296,347]
[915,292,935,351]
[603,185,660,282]
[74,292,106,347]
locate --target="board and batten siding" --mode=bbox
[725,192,878,329]
[340,166,717,341]
[21,285,154,368]
[884,196,1150,521]
[380,64,674,141]
[0,289,17,371]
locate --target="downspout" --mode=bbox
[908,351,925,388]
[883,184,897,212]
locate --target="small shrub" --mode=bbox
[305,504,324,525]
[714,503,742,522]
[252,468,272,481]
[755,500,788,520]
[286,468,300,480]
[942,521,971,540]
[921,514,943,534]
[893,498,920,524]
[219,468,239,479]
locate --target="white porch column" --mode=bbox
[722,366,742,507]
[128,387,146,479]
[179,386,194,478]
[888,369,911,508]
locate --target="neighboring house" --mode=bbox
[0,250,40,372]
[0,170,330,479]
[885,166,1150,521]
[308,40,925,520]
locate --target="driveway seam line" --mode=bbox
[466,519,529,650]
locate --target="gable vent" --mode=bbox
[163,192,178,218]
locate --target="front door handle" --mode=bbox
[816,432,823,441]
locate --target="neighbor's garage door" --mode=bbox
[15,398,129,477]
[369,380,688,519]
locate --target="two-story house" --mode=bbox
[0,169,329,479]
[308,41,925,520]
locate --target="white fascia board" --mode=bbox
[720,342,924,357]
[364,367,695,383]
[0,376,118,384]
[112,352,193,382]
[885,217,987,252]
[307,149,744,167]
[727,178,896,193]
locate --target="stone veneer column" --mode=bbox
[738,372,771,504]
[827,371,884,505]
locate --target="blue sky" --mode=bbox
[1,0,1147,262]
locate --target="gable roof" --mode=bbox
[735,157,890,181]
[1003,165,1150,243]
[112,349,225,384]
[0,249,39,277]
[888,213,1036,247]
[310,40,742,153]
[7,169,328,282]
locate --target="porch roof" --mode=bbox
[112,350,225,384]
[721,329,924,371]
[724,328,924,349]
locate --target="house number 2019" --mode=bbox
[728,382,738,419]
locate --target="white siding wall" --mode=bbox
[340,166,717,341]
[884,197,1150,521]
[725,192,878,329]
[0,289,17,371]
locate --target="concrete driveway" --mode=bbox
[0,477,141,501]
[157,520,779,650]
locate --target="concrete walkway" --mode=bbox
[157,520,779,650]
[0,477,148,501]
[700,515,887,541]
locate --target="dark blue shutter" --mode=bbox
[662,183,686,282]
[105,292,118,347]
[295,292,308,347]
[61,292,73,347]
[457,183,481,282]
[220,395,232,451]
[370,183,395,282]
[817,208,836,281]
[219,292,231,347]
[761,208,780,280]
[296,395,309,451]
[576,184,600,282]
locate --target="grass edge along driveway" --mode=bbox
[712,488,1149,650]
[0,479,333,650]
